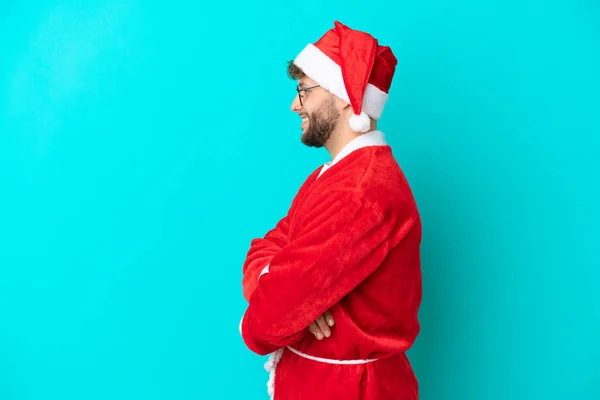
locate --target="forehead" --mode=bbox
[298,76,318,87]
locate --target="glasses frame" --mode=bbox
[296,84,320,106]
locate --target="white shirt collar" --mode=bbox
[317,130,388,179]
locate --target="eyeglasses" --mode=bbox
[296,84,320,106]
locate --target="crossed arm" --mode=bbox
[240,190,410,355]
[241,212,335,342]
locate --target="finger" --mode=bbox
[323,310,335,326]
[316,315,331,338]
[308,322,324,340]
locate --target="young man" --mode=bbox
[240,21,422,399]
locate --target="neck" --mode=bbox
[325,119,378,160]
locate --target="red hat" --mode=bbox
[294,21,397,132]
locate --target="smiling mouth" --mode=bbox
[300,115,308,128]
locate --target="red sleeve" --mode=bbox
[241,189,416,355]
[241,167,320,302]
[241,214,290,302]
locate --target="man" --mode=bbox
[239,21,422,399]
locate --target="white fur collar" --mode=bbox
[317,130,388,179]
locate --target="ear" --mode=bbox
[333,95,351,112]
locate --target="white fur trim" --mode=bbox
[363,83,388,120]
[348,111,371,132]
[294,44,348,105]
[294,43,389,120]
[317,130,388,178]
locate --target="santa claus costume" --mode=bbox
[240,21,422,399]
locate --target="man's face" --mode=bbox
[291,77,340,148]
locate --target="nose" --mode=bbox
[291,94,302,112]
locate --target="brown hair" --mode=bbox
[287,60,305,80]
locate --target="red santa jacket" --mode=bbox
[240,130,422,399]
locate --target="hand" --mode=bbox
[307,310,335,340]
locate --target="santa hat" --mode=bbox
[294,21,398,132]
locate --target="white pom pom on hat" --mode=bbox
[348,111,371,133]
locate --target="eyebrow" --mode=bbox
[298,81,305,88]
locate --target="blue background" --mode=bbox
[1,1,599,399]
